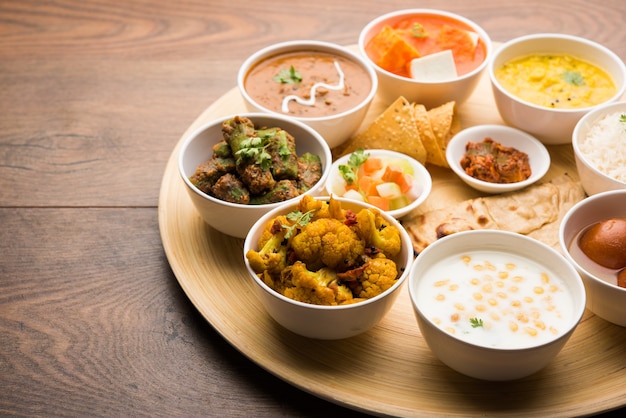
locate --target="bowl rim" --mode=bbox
[488,33,626,114]
[358,8,493,85]
[325,148,433,218]
[558,189,626,293]
[242,195,413,310]
[445,124,551,191]
[178,112,332,210]
[408,229,587,351]
[571,100,626,186]
[237,39,378,122]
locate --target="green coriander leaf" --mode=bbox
[338,164,357,184]
[411,23,428,38]
[620,113,626,124]
[338,148,370,185]
[283,209,316,239]
[563,70,585,86]
[273,66,303,84]
[469,317,484,328]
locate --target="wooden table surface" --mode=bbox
[2,1,625,416]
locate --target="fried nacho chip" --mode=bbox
[335,96,428,164]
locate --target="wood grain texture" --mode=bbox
[1,0,626,416]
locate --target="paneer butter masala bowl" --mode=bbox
[238,40,378,149]
[489,33,626,145]
[325,149,432,218]
[178,113,332,239]
[358,9,492,108]
[409,230,585,381]
[243,195,413,340]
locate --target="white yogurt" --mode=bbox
[416,250,574,349]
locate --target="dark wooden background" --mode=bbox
[1,0,625,416]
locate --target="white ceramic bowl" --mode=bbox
[572,101,626,196]
[325,149,432,218]
[446,124,551,194]
[559,190,626,327]
[358,9,493,109]
[243,196,413,340]
[489,33,626,145]
[178,113,332,239]
[409,230,586,381]
[237,40,378,149]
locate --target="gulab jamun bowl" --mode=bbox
[559,189,626,327]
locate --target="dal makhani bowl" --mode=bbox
[243,195,413,340]
[178,113,332,239]
[358,9,493,108]
[238,40,378,149]
[409,230,585,381]
[572,101,626,196]
[489,33,626,145]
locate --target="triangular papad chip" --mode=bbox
[336,96,427,164]
[413,103,448,167]
[428,101,460,154]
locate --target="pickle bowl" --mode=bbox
[489,33,626,145]
[178,113,332,239]
[445,124,551,194]
[242,196,414,340]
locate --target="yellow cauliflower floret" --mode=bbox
[354,208,401,259]
[281,261,354,306]
[245,216,292,275]
[356,257,399,299]
[291,217,365,271]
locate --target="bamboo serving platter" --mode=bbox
[158,47,626,416]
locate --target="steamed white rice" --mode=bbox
[578,111,626,182]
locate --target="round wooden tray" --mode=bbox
[158,63,626,416]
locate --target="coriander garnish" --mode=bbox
[234,129,281,170]
[274,66,302,84]
[562,70,585,86]
[411,23,428,38]
[338,148,369,185]
[469,317,484,328]
[283,209,316,239]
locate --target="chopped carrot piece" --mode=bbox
[367,195,390,211]
[361,157,384,175]
[358,175,380,197]
[365,25,421,74]
[396,173,414,193]
[381,165,404,183]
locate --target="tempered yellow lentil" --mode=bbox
[495,54,617,108]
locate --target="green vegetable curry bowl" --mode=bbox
[243,196,414,340]
[178,113,332,239]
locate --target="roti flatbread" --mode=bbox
[404,174,585,254]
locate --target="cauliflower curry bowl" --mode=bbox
[358,9,493,109]
[238,40,378,149]
[178,113,332,239]
[243,195,414,340]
